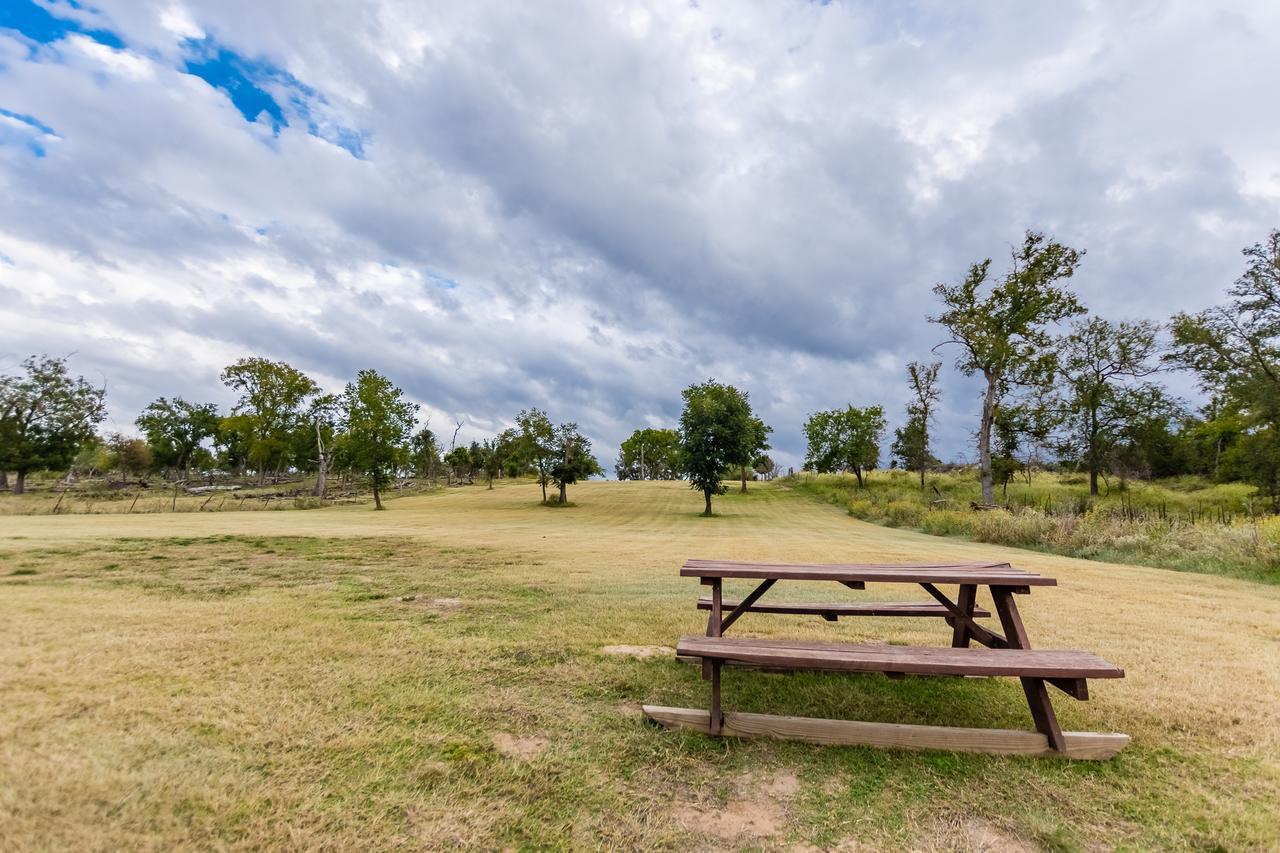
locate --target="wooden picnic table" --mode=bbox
[643,558,1128,759]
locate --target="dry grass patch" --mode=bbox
[0,480,1277,849]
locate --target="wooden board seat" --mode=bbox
[677,636,1124,680]
[697,597,991,620]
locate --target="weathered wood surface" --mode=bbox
[642,705,1130,760]
[682,558,1056,587]
[696,598,992,618]
[677,636,1125,679]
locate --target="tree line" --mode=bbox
[799,228,1280,509]
[4,228,1276,513]
[0,356,602,508]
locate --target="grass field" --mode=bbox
[791,471,1280,585]
[2,480,1278,850]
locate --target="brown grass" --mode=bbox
[0,480,1277,849]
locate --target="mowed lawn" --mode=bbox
[1,481,1277,850]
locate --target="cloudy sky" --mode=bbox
[2,0,1278,471]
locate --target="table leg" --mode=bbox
[950,583,977,648]
[991,586,1066,752]
[702,579,722,680]
[709,659,723,735]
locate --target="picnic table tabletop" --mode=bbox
[681,558,1057,587]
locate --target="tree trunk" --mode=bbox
[0,470,8,489]
[703,488,713,516]
[559,482,567,504]
[1087,408,1100,496]
[853,467,864,488]
[539,472,547,503]
[14,469,27,494]
[977,372,997,505]
[740,466,747,493]
[314,424,328,498]
[918,464,925,491]
[488,474,494,490]
[372,481,383,510]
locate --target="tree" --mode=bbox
[300,394,339,497]
[548,422,601,504]
[931,230,1086,504]
[479,439,502,489]
[515,408,555,502]
[135,397,220,479]
[677,380,760,516]
[336,370,418,510]
[803,405,886,487]
[1168,230,1280,504]
[736,414,772,493]
[444,445,473,483]
[893,361,941,489]
[105,433,153,484]
[0,355,107,493]
[615,427,681,480]
[1055,317,1163,495]
[409,427,442,485]
[220,358,319,484]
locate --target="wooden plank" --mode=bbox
[677,637,1125,679]
[696,599,992,618]
[680,561,1056,586]
[642,706,1130,760]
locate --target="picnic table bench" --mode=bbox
[643,558,1129,759]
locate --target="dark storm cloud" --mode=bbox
[1,0,1278,470]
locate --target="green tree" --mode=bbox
[479,439,502,489]
[444,445,473,483]
[677,380,760,516]
[1168,230,1280,504]
[515,408,556,502]
[0,355,107,493]
[736,414,772,493]
[135,397,221,479]
[409,427,442,484]
[220,357,319,484]
[930,230,1086,504]
[337,370,418,510]
[803,405,886,487]
[549,422,601,504]
[893,361,942,489]
[105,433,154,484]
[1056,317,1163,495]
[615,427,680,480]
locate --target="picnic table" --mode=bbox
[643,558,1129,759]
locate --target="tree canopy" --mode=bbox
[548,422,601,504]
[0,355,107,493]
[803,404,885,487]
[615,427,680,480]
[336,369,418,510]
[220,357,319,484]
[678,380,763,516]
[135,397,220,476]
[931,230,1086,503]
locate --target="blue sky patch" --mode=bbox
[181,37,367,157]
[0,106,59,157]
[0,0,123,49]
[182,39,287,131]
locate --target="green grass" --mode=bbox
[0,480,1277,849]
[788,470,1280,584]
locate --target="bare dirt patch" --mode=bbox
[959,818,1039,852]
[674,769,801,842]
[492,733,548,761]
[601,644,674,659]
